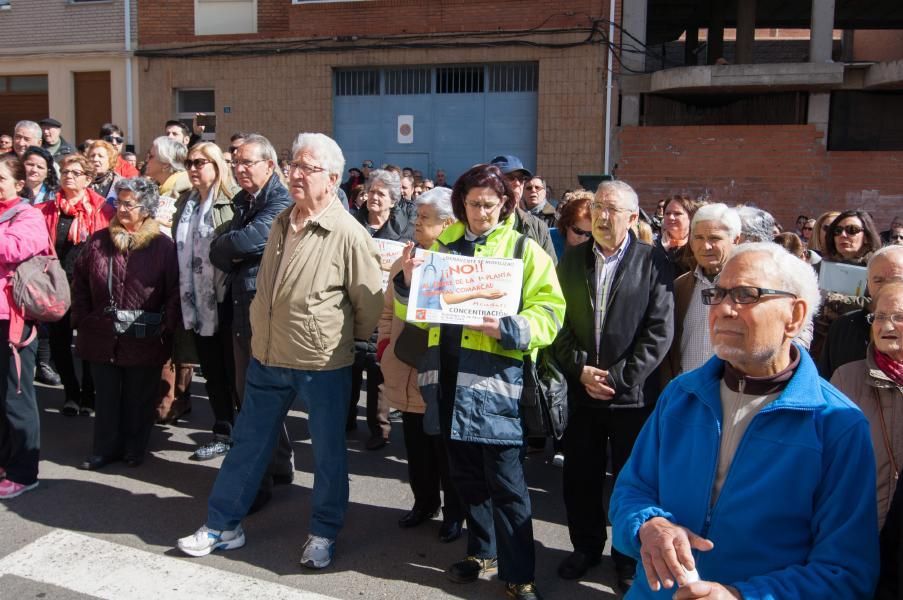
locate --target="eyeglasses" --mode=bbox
[866,312,903,326]
[362,162,373,168]
[505,174,528,184]
[231,159,266,169]
[185,158,213,170]
[60,169,86,178]
[891,234,903,242]
[701,286,798,306]
[832,224,864,237]
[589,202,632,215]
[464,200,501,212]
[570,226,592,238]
[801,226,813,231]
[103,135,124,144]
[115,201,140,211]
[525,185,545,191]
[289,161,327,176]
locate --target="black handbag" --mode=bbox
[106,256,164,338]
[393,322,428,368]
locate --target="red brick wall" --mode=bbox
[616,124,903,231]
[139,0,602,46]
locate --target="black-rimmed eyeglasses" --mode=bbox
[701,286,798,306]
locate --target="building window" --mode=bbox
[828,91,903,151]
[489,64,538,93]
[175,89,216,140]
[640,92,808,126]
[335,70,379,96]
[194,0,256,36]
[0,0,10,8]
[0,75,49,93]
[384,68,431,95]
[436,66,484,94]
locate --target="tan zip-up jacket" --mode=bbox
[250,199,384,371]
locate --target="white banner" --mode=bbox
[375,238,407,291]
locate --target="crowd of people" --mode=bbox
[0,115,901,600]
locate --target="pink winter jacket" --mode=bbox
[0,198,53,327]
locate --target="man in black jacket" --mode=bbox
[551,180,674,592]
[210,134,294,503]
[39,118,74,160]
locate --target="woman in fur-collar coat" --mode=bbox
[70,178,180,472]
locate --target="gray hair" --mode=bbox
[596,180,639,213]
[113,177,161,218]
[870,244,903,266]
[239,133,278,165]
[737,206,776,243]
[415,186,455,220]
[723,242,821,331]
[291,133,345,179]
[151,136,187,172]
[366,169,401,205]
[692,203,742,239]
[14,120,41,140]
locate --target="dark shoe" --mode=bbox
[123,454,143,468]
[438,519,463,543]
[615,564,635,594]
[61,399,79,417]
[78,455,117,471]
[506,582,543,600]
[557,551,601,580]
[157,406,192,426]
[447,556,498,583]
[365,435,388,450]
[78,406,95,417]
[398,507,438,528]
[35,362,61,386]
[273,472,294,486]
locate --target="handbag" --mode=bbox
[393,322,428,368]
[106,255,164,338]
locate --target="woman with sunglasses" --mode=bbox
[171,143,240,460]
[86,140,123,204]
[21,146,59,206]
[811,210,883,360]
[555,191,593,258]
[39,154,115,416]
[99,123,139,178]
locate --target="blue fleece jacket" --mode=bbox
[611,348,879,599]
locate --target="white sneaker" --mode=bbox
[551,452,565,468]
[177,525,245,557]
[300,534,335,569]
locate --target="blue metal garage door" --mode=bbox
[333,63,537,185]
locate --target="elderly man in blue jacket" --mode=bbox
[611,242,879,600]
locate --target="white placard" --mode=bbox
[375,238,407,290]
[818,261,868,296]
[397,115,414,144]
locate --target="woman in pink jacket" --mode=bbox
[0,154,53,499]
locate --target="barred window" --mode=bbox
[335,70,380,96]
[436,66,484,94]
[384,68,431,95]
[489,63,538,93]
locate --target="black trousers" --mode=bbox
[90,362,160,460]
[0,321,39,484]
[48,310,94,407]
[193,327,237,437]
[401,411,463,521]
[349,357,389,438]
[562,403,652,570]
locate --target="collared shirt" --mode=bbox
[593,234,631,355]
[680,266,717,373]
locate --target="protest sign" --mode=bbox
[818,261,867,296]
[375,239,407,290]
[406,249,523,325]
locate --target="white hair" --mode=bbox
[870,244,903,269]
[14,120,41,140]
[366,169,401,204]
[291,133,345,179]
[151,136,187,172]
[737,206,776,243]
[723,242,821,331]
[239,133,278,164]
[691,203,741,239]
[596,180,639,213]
[415,186,455,220]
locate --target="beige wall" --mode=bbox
[137,37,606,196]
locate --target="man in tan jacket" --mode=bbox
[178,133,384,570]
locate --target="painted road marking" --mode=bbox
[0,530,341,600]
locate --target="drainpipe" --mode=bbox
[124,0,134,148]
[603,0,616,174]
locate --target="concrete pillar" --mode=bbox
[685,28,699,65]
[621,0,648,74]
[810,0,836,62]
[736,0,757,64]
[707,1,725,65]
[808,92,831,145]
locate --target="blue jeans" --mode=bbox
[207,359,351,539]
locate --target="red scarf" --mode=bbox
[57,191,97,244]
[874,346,903,387]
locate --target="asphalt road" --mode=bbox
[0,377,620,599]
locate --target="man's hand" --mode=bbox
[469,316,501,340]
[672,581,742,599]
[638,517,714,591]
[579,366,615,400]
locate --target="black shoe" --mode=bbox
[506,582,543,600]
[35,362,61,386]
[123,454,143,468]
[398,507,438,528]
[438,519,463,543]
[78,455,117,471]
[447,556,498,583]
[365,435,388,450]
[615,564,635,594]
[61,399,79,417]
[557,551,601,580]
[273,472,294,486]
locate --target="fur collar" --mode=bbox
[109,215,160,253]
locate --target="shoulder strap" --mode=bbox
[0,203,27,226]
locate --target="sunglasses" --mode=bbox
[185,158,213,170]
[891,235,903,242]
[832,224,864,237]
[103,135,124,144]
[801,226,813,231]
[570,226,592,237]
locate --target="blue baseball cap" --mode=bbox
[489,155,532,178]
